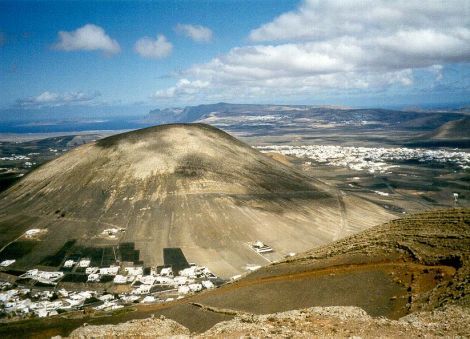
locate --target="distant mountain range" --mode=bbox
[146,103,468,131]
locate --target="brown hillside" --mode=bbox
[0,124,393,277]
[0,209,466,338]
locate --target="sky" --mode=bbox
[0,0,469,120]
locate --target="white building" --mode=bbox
[87,273,100,282]
[245,264,261,272]
[133,285,152,295]
[251,240,273,253]
[113,275,127,284]
[142,296,156,303]
[98,294,114,302]
[20,269,64,283]
[0,259,15,267]
[178,285,190,295]
[139,275,157,285]
[125,266,143,276]
[78,259,91,268]
[99,266,119,276]
[37,309,48,318]
[202,280,215,289]
[173,276,189,285]
[231,274,242,281]
[120,295,140,304]
[24,229,45,238]
[63,260,76,268]
[188,283,202,292]
[85,267,98,274]
[95,301,122,311]
[179,266,213,278]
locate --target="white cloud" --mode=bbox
[17,91,101,108]
[248,0,469,42]
[53,24,120,54]
[153,0,470,102]
[175,24,213,43]
[153,78,209,99]
[375,29,470,62]
[134,34,173,59]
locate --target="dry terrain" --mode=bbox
[0,124,393,278]
[69,304,470,338]
[1,208,468,338]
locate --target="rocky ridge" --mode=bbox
[68,304,470,338]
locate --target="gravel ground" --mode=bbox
[67,304,470,338]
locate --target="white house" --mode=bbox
[20,269,63,283]
[139,275,157,285]
[173,276,189,285]
[188,283,202,292]
[79,259,91,268]
[141,296,156,303]
[251,240,273,253]
[85,267,98,274]
[0,259,15,267]
[202,280,215,289]
[87,273,100,282]
[113,275,127,284]
[63,260,76,268]
[133,285,152,295]
[99,266,119,276]
[125,266,143,276]
[98,294,114,302]
[178,285,190,295]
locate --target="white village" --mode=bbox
[0,234,274,321]
[256,145,470,173]
[0,259,219,319]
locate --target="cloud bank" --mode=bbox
[54,24,120,54]
[134,34,173,59]
[154,0,470,102]
[17,91,101,108]
[248,0,469,43]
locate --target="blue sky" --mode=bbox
[0,0,469,119]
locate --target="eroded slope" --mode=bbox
[0,124,393,277]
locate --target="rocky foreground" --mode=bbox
[66,208,470,338]
[68,304,470,338]
[1,208,467,338]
